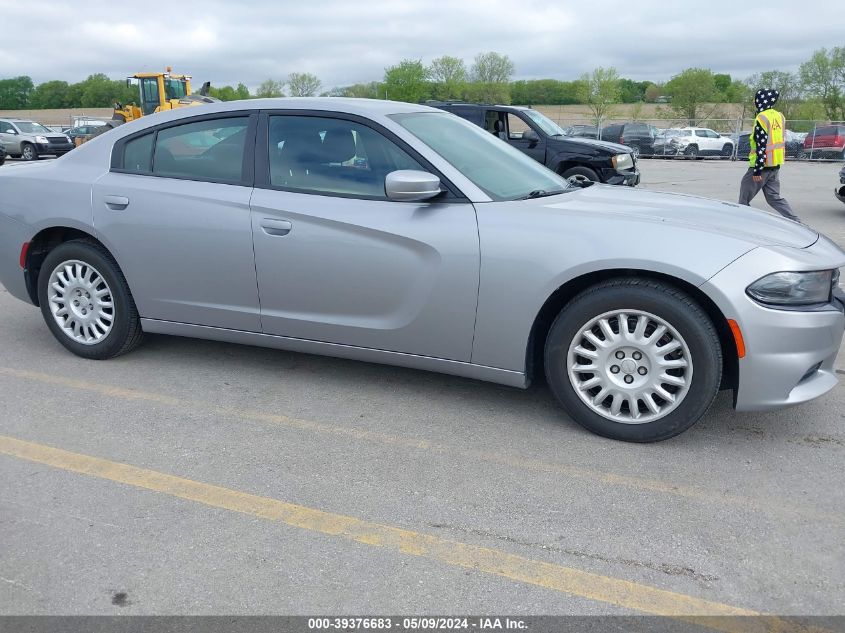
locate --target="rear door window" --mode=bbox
[152,117,249,182]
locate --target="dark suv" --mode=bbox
[431,103,639,186]
[600,122,659,157]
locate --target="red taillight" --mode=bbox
[19,242,30,269]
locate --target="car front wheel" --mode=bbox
[37,240,143,359]
[561,166,600,185]
[544,278,722,442]
[21,143,38,161]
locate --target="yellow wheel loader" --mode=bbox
[112,67,217,125]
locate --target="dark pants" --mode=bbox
[738,167,800,222]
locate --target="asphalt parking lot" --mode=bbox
[1,159,844,622]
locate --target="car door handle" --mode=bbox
[260,219,292,236]
[104,195,130,210]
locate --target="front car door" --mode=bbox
[503,112,546,163]
[92,112,262,331]
[250,111,480,361]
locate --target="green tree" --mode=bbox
[576,67,620,123]
[328,82,381,98]
[644,83,661,103]
[799,47,845,120]
[383,59,429,103]
[30,80,70,109]
[664,68,721,125]
[428,55,467,100]
[0,76,34,109]
[618,78,649,103]
[235,83,251,100]
[288,72,322,97]
[208,84,251,101]
[713,73,732,95]
[255,79,285,98]
[471,51,514,83]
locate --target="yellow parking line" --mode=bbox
[0,433,819,633]
[0,366,837,526]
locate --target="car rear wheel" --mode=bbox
[683,145,699,158]
[544,278,722,442]
[561,166,599,185]
[21,143,38,161]
[37,240,143,360]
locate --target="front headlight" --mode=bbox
[35,135,48,144]
[612,153,634,170]
[746,270,835,306]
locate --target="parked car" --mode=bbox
[563,124,598,139]
[65,123,116,145]
[0,119,74,161]
[433,102,639,186]
[0,140,6,166]
[785,130,807,158]
[660,127,735,158]
[652,129,682,156]
[600,122,660,157]
[803,125,845,159]
[1,98,844,442]
[836,165,845,205]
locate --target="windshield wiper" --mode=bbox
[520,189,567,200]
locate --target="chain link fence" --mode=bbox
[545,115,845,163]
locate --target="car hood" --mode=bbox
[553,136,630,154]
[541,184,819,249]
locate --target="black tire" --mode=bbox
[721,144,733,158]
[21,142,38,161]
[561,166,600,184]
[37,240,143,360]
[683,145,699,158]
[544,278,722,442]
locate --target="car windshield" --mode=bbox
[14,122,52,134]
[521,109,567,137]
[391,112,570,201]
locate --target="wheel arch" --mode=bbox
[526,269,738,392]
[24,226,110,306]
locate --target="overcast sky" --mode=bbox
[2,0,840,90]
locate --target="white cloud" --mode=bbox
[1,0,840,90]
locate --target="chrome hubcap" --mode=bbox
[48,260,115,345]
[567,309,693,424]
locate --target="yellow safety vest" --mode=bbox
[748,108,785,168]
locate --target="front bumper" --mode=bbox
[35,142,73,156]
[702,239,845,412]
[602,167,640,187]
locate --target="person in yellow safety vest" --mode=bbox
[737,88,801,222]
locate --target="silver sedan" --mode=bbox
[1,98,843,442]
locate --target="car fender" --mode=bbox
[470,205,757,372]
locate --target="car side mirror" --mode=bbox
[522,129,540,146]
[385,170,442,202]
[5,129,16,135]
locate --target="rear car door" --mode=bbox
[0,120,20,155]
[92,112,262,331]
[250,111,480,361]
